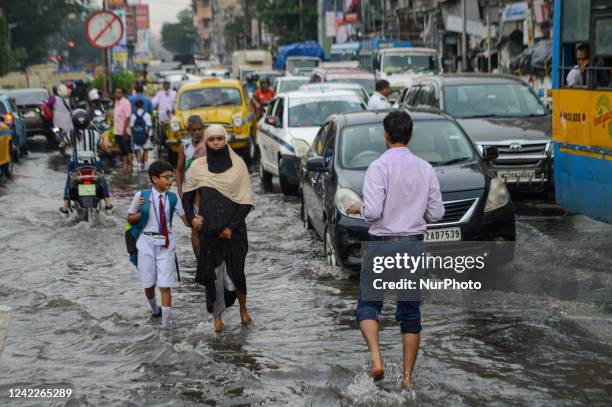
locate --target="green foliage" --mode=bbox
[253,0,318,45]
[92,70,135,93]
[0,17,15,75]
[4,0,86,67]
[161,8,196,54]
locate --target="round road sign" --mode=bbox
[84,10,124,49]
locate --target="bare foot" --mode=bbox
[214,317,224,333]
[240,307,251,325]
[369,355,384,381]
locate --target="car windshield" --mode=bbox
[288,97,365,127]
[179,87,242,110]
[382,54,439,74]
[443,83,547,118]
[340,120,476,169]
[329,78,375,93]
[278,79,309,93]
[6,90,48,105]
[287,59,319,71]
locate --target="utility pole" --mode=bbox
[381,0,385,39]
[487,1,492,73]
[461,0,467,71]
[103,0,112,96]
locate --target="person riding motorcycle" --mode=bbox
[59,109,113,214]
[252,77,276,117]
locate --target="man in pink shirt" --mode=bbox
[114,87,133,172]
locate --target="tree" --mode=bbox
[0,16,15,75]
[4,0,86,68]
[161,8,196,55]
[253,0,318,45]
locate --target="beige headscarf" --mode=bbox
[183,148,255,209]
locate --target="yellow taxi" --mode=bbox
[0,120,14,177]
[166,77,257,164]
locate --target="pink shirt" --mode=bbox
[114,97,132,136]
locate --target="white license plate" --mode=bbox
[23,111,36,118]
[425,227,462,242]
[78,184,96,196]
[496,170,536,183]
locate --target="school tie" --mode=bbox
[159,194,169,248]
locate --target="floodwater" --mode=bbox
[1,140,611,406]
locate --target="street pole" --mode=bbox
[102,0,112,96]
[461,0,467,71]
[381,0,385,40]
[487,1,492,73]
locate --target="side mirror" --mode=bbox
[265,116,278,127]
[482,146,499,161]
[306,157,328,172]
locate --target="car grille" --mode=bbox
[434,198,478,224]
[485,142,549,167]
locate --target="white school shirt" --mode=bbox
[128,188,185,234]
[130,108,153,128]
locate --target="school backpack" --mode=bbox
[132,111,148,146]
[124,189,178,266]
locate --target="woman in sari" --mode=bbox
[182,125,255,333]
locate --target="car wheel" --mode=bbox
[248,137,259,162]
[278,156,298,196]
[300,194,313,230]
[11,142,20,164]
[259,159,273,192]
[324,223,339,267]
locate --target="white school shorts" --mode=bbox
[136,234,177,288]
[133,138,153,151]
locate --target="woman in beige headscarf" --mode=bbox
[182,124,255,333]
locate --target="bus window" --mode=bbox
[560,0,591,88]
[593,14,612,89]
[562,0,590,43]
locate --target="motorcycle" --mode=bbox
[66,161,106,222]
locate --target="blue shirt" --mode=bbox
[129,93,153,114]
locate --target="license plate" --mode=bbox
[78,184,96,196]
[496,170,536,183]
[23,110,36,118]
[425,227,462,242]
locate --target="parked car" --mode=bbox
[167,77,257,165]
[0,94,28,156]
[299,82,370,104]
[257,90,366,195]
[299,109,516,270]
[309,67,376,94]
[400,74,552,192]
[5,88,50,142]
[274,76,310,94]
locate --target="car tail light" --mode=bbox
[82,178,94,184]
[4,112,14,127]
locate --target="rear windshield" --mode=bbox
[6,90,48,105]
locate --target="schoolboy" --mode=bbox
[127,161,187,328]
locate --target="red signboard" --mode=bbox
[134,4,149,30]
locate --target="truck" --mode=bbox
[276,41,325,75]
[231,50,274,83]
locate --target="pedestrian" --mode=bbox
[346,110,444,391]
[367,80,392,110]
[130,99,153,171]
[48,84,73,136]
[127,160,188,329]
[177,115,206,259]
[113,87,133,173]
[129,83,153,114]
[182,125,255,333]
[567,44,590,87]
[152,80,177,131]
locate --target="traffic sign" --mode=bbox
[84,10,124,49]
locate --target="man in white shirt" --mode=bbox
[367,80,392,110]
[152,81,177,123]
[567,44,589,87]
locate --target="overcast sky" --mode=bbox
[94,0,192,36]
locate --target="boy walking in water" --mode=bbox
[127,161,187,328]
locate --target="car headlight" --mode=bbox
[292,139,310,157]
[334,187,363,219]
[170,120,180,132]
[232,115,244,128]
[484,178,510,213]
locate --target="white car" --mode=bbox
[274,76,310,94]
[257,90,366,195]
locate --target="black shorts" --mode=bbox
[117,135,132,157]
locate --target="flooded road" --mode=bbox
[1,142,611,406]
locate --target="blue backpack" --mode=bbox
[125,189,178,266]
[132,111,148,146]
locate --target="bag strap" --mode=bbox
[137,189,152,232]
